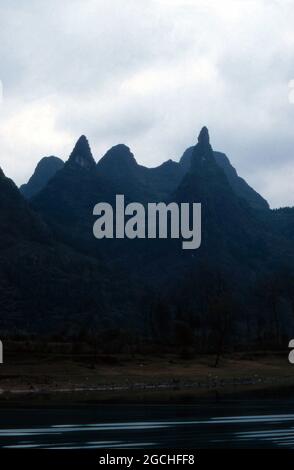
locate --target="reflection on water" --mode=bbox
[1,405,294,448]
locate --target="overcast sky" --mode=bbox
[0,0,294,208]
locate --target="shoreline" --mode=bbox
[0,351,293,405]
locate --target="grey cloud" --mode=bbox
[0,0,294,208]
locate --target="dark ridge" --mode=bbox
[20,156,64,199]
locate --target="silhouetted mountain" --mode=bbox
[264,206,294,243]
[96,144,151,201]
[0,166,126,332]
[0,167,49,246]
[163,128,294,346]
[1,127,294,347]
[273,207,294,240]
[20,156,64,199]
[32,136,123,259]
[172,128,269,270]
[179,144,269,210]
[32,128,293,276]
[97,144,184,202]
[98,144,137,174]
[32,140,184,267]
[146,160,184,201]
[67,135,96,170]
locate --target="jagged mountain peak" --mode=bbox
[179,140,269,210]
[67,135,96,170]
[191,126,215,169]
[198,126,210,145]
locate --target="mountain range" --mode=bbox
[0,127,293,348]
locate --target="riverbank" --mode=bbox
[0,350,293,405]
